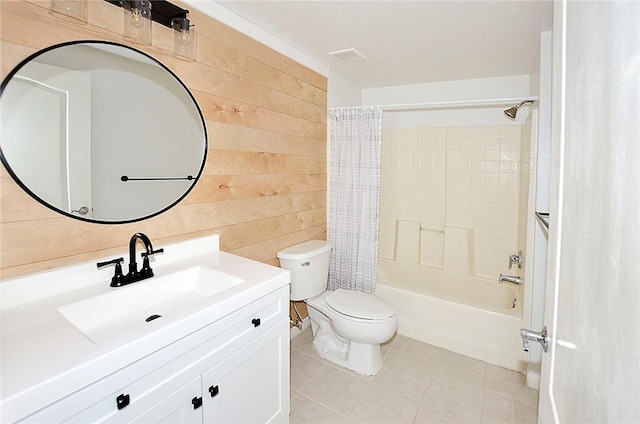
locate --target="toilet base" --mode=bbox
[310,318,384,376]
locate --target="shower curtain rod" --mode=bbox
[381,96,538,112]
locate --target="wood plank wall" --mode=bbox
[0,0,327,287]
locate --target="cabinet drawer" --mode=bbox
[20,286,288,423]
[129,377,202,424]
[64,354,200,423]
[66,373,203,424]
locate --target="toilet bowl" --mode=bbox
[306,289,397,375]
[277,240,398,375]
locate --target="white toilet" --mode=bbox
[277,240,397,375]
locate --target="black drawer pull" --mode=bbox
[116,393,130,410]
[209,385,219,397]
[252,318,261,327]
[192,396,203,410]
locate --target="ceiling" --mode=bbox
[215,1,553,89]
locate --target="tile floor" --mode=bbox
[290,328,539,424]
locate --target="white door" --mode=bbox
[2,62,92,217]
[536,1,640,422]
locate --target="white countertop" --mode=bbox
[0,235,290,423]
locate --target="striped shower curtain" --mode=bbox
[327,106,383,293]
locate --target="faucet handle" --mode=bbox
[140,248,164,260]
[142,248,164,258]
[140,248,163,278]
[97,257,126,287]
[508,250,523,269]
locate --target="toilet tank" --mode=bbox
[277,240,332,301]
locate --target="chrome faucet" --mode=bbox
[97,233,163,287]
[499,273,523,285]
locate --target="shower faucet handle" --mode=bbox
[508,250,523,269]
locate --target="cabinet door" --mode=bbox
[202,322,289,424]
[128,377,202,424]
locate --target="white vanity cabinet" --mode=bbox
[201,324,287,423]
[19,285,290,424]
[126,377,203,424]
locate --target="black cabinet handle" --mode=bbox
[252,318,261,327]
[209,385,219,398]
[192,396,203,410]
[116,393,130,410]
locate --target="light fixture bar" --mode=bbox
[105,0,188,28]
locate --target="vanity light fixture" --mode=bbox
[49,0,88,23]
[123,0,152,46]
[105,0,193,50]
[171,16,197,61]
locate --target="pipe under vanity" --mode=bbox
[499,273,523,285]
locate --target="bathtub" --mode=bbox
[375,279,528,372]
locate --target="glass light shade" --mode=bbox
[49,0,88,23]
[123,0,152,46]
[172,18,197,62]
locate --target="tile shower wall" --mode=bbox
[379,126,522,290]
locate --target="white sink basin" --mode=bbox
[57,266,244,342]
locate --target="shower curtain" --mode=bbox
[327,106,383,293]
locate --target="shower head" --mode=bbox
[504,100,535,119]
[503,106,519,119]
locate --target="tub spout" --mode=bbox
[499,273,522,285]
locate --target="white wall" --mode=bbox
[327,71,361,108]
[362,75,531,127]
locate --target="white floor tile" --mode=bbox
[291,349,327,392]
[349,383,419,423]
[290,327,539,424]
[372,353,432,401]
[421,373,484,423]
[302,364,371,416]
[290,394,348,424]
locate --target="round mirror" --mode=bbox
[0,40,207,224]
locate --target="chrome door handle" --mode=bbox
[71,206,89,215]
[520,326,549,352]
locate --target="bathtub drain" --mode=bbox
[512,298,517,309]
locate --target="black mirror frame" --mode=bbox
[0,40,208,225]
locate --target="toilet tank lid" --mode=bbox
[326,289,395,320]
[276,240,332,260]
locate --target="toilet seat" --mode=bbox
[325,289,395,321]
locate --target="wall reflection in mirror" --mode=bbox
[0,41,207,223]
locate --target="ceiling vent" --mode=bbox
[328,48,367,63]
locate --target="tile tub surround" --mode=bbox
[378,126,526,311]
[290,328,539,424]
